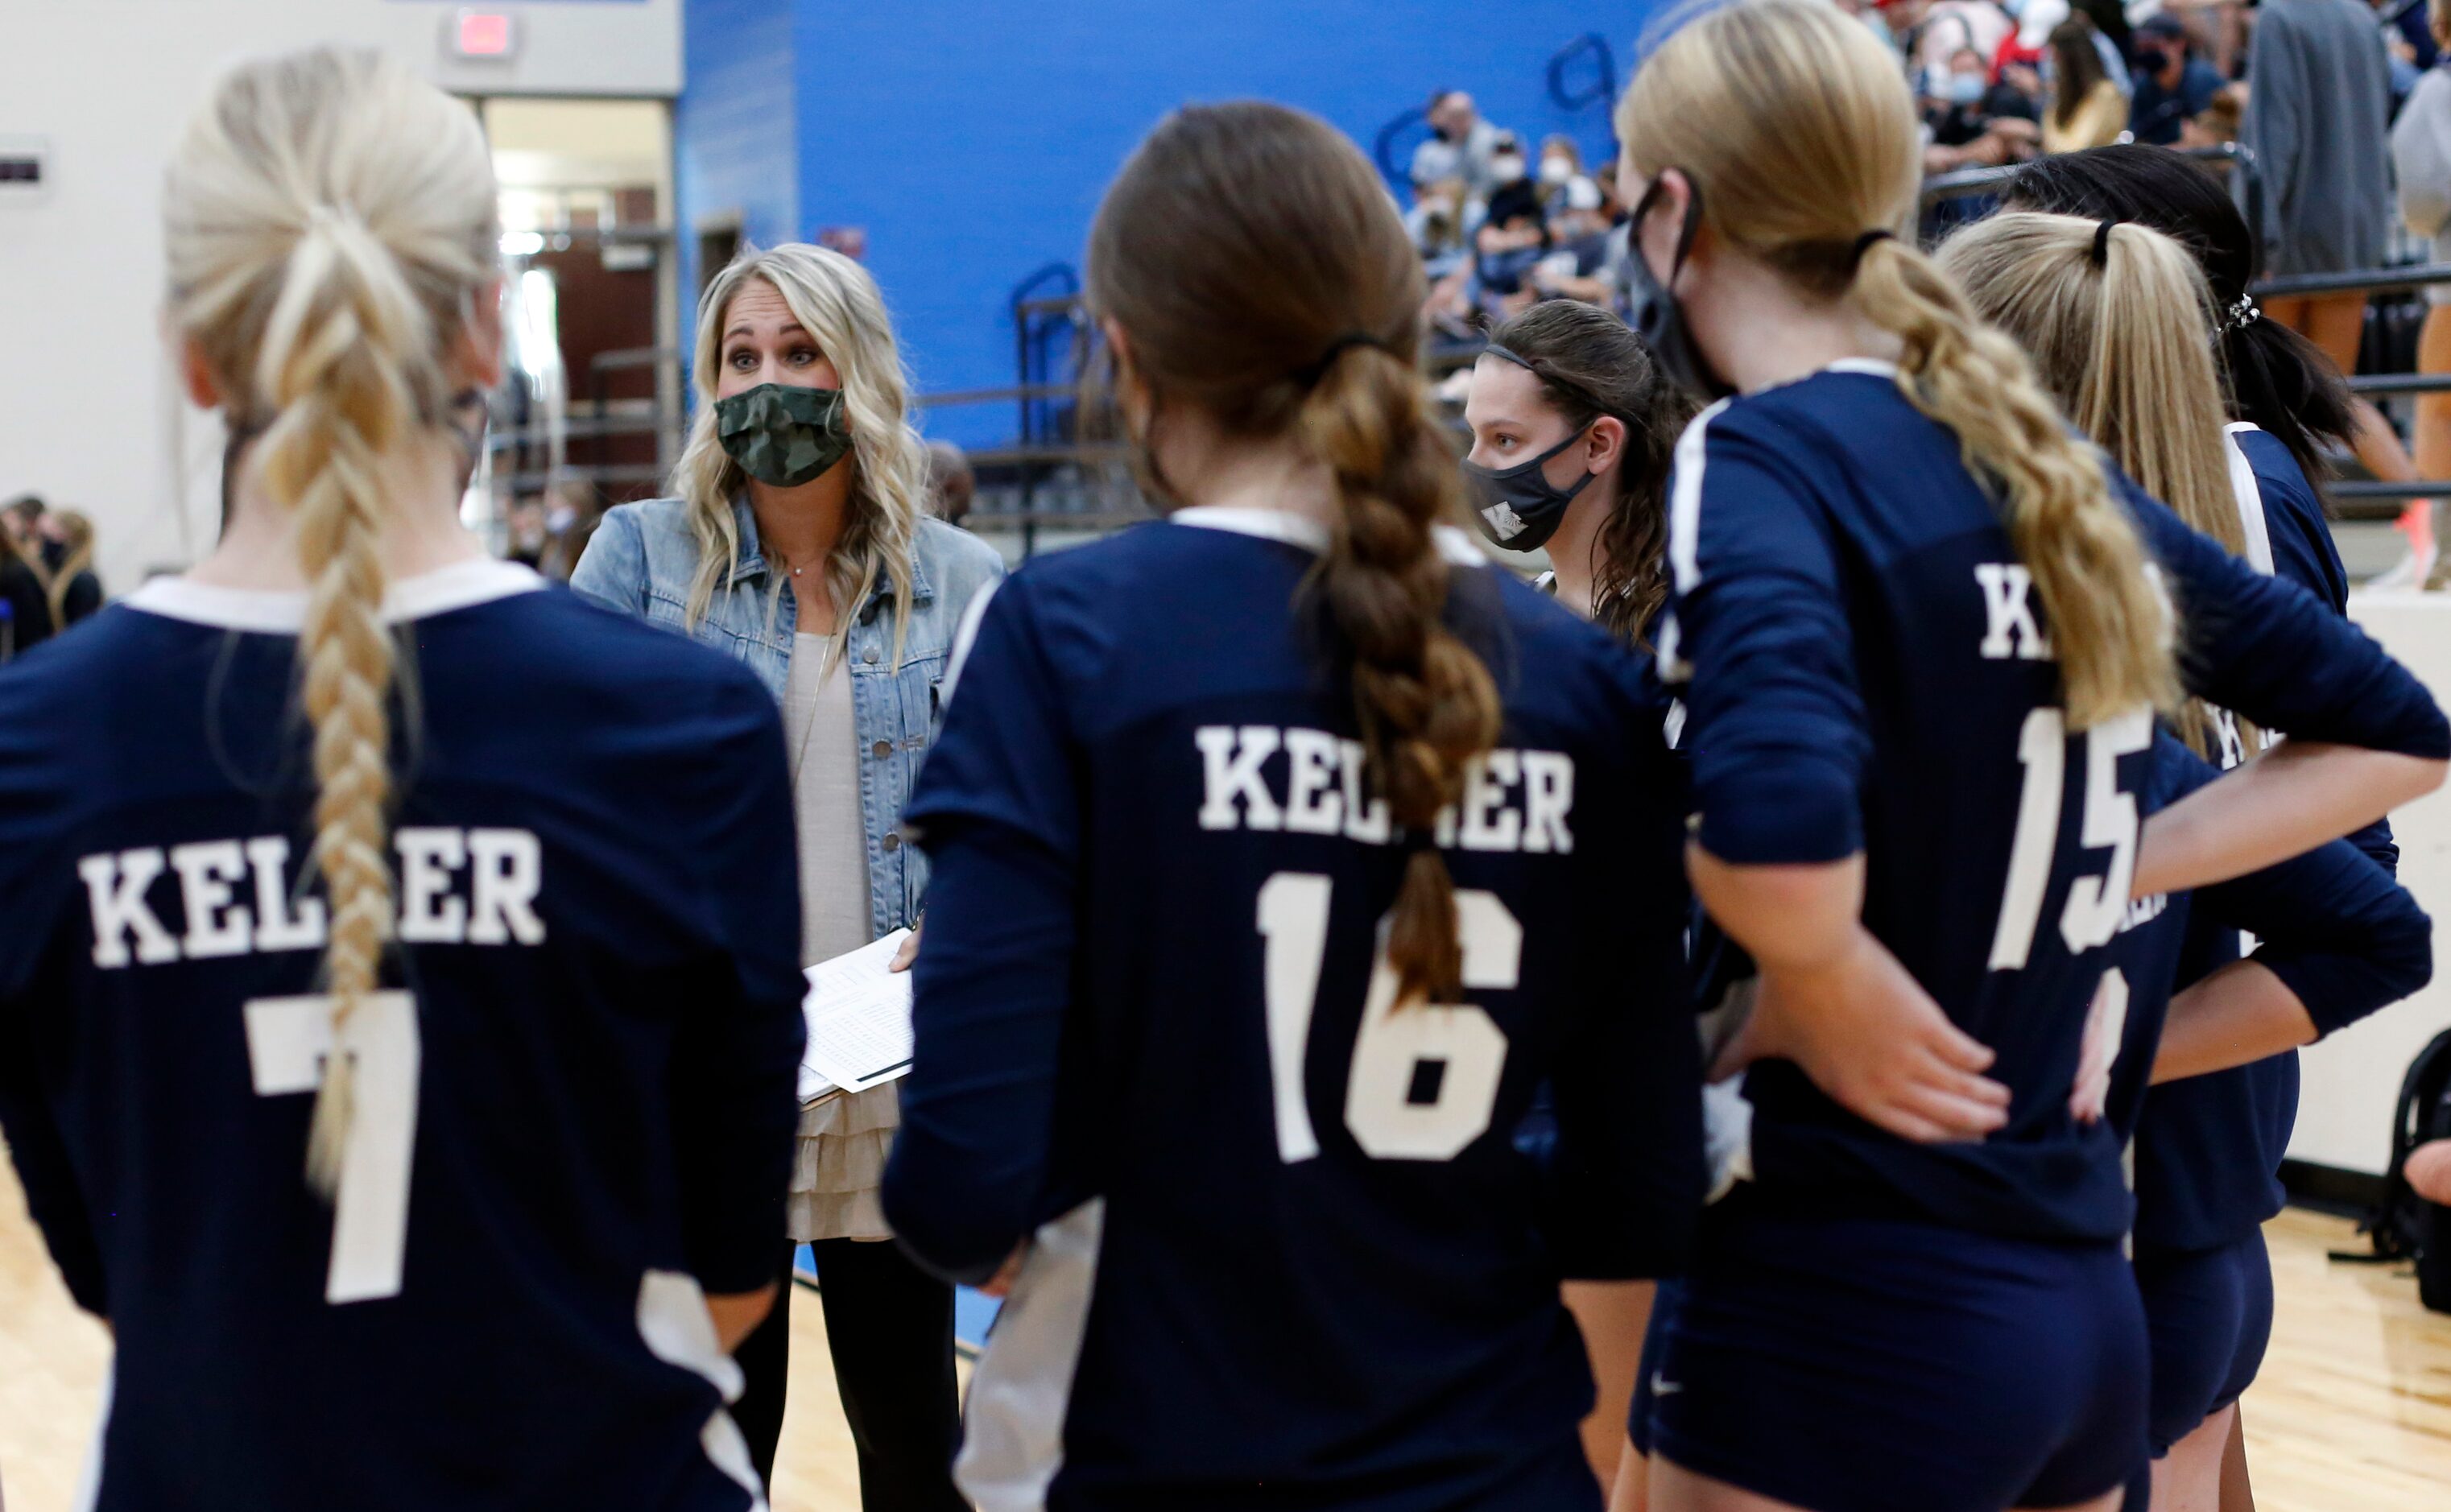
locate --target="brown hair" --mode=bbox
[165,48,496,1192]
[2048,19,2112,131]
[1486,301,1693,647]
[1618,0,2176,729]
[1087,101,1501,1004]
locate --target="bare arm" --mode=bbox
[2150,960,2319,1084]
[1689,847,2009,1142]
[2131,742,2445,900]
[706,1283,779,1354]
[1564,1279,1655,1490]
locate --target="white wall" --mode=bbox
[0,0,680,593]
[2291,594,2451,1175]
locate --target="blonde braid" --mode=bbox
[165,48,496,1197]
[258,204,431,1192]
[1619,0,2177,730]
[1853,238,2177,728]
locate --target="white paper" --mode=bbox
[799,929,916,1104]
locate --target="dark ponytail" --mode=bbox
[1088,102,1501,1004]
[2007,145,2359,489]
[1486,300,1694,646]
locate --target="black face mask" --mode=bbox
[1624,172,1734,404]
[1461,427,1596,552]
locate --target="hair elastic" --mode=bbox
[2090,217,2120,269]
[1297,331,1396,386]
[1849,229,1895,271]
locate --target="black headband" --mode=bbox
[1297,331,1395,386]
[2091,217,2120,268]
[1480,342,1616,423]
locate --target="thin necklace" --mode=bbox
[786,631,838,784]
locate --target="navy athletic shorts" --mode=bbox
[1646,1192,2148,1512]
[2134,1227,2274,1454]
[1626,1277,1684,1458]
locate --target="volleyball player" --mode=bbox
[1613,5,2446,1510]
[1458,299,1693,1486]
[1459,298,1692,642]
[881,102,1705,1510]
[0,50,804,1509]
[2005,145,2361,532]
[1948,195,2409,1509]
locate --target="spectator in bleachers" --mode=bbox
[2044,18,2131,152]
[2130,14,2227,144]
[1527,178,1625,311]
[1411,91,1505,207]
[2242,0,2431,584]
[0,514,52,661]
[2177,83,2246,149]
[37,510,101,631]
[924,439,974,527]
[1472,177,1551,321]
[1921,45,2042,171]
[1996,0,2131,90]
[1535,136,1597,212]
[1894,0,2019,89]
[2,494,43,557]
[1407,175,1473,280]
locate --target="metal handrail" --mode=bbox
[2346,373,2451,397]
[2253,262,2451,299]
[1920,142,2254,213]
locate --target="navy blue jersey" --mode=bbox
[884,509,1704,1510]
[2129,426,2408,1253]
[0,563,804,1512]
[1662,365,2446,1241]
[2100,737,2429,1163]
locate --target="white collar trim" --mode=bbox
[1171,506,1488,568]
[1739,356,1900,398]
[125,557,545,633]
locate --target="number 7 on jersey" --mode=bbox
[244,990,421,1303]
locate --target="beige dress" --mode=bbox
[782,630,899,1243]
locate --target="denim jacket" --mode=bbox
[569,494,1005,937]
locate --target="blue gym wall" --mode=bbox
[680,1,1654,448]
[673,0,800,299]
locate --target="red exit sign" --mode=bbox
[450,10,519,60]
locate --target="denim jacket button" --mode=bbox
[872,740,893,758]
[863,647,880,664]
[882,833,902,853]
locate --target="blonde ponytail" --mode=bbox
[1299,345,1502,1004]
[164,49,497,1196]
[1618,0,2177,729]
[1942,212,2247,750]
[1853,236,2177,727]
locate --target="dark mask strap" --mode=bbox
[1635,171,1706,287]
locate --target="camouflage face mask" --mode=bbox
[713,382,853,487]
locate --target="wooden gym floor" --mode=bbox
[1,1159,2445,1510]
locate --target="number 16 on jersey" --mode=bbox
[1257,873,1517,1165]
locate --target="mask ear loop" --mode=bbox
[1653,171,1705,289]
